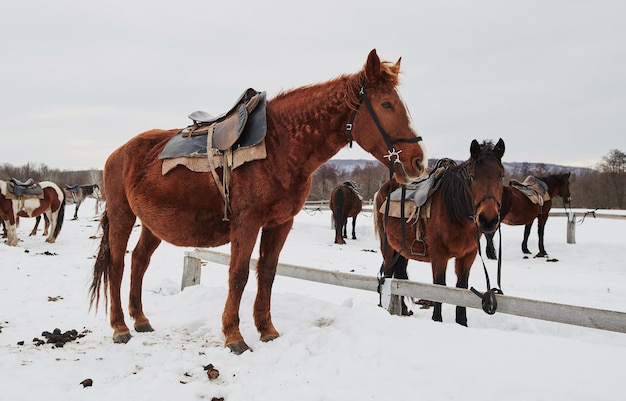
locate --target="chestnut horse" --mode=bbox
[330,181,363,244]
[374,139,505,324]
[90,49,427,353]
[0,180,66,246]
[485,172,571,259]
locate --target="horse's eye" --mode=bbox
[381,101,393,109]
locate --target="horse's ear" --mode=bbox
[495,138,505,158]
[470,139,480,159]
[365,49,381,82]
[390,57,402,75]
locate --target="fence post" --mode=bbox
[181,254,202,290]
[566,211,576,244]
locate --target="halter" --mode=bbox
[345,82,422,175]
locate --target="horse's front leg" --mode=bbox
[222,222,260,354]
[454,254,476,327]
[3,219,18,246]
[431,257,448,322]
[128,225,161,333]
[254,219,294,343]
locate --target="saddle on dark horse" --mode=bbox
[509,176,549,205]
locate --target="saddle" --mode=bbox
[7,178,43,197]
[388,158,456,208]
[509,175,549,205]
[158,88,268,221]
[65,184,80,193]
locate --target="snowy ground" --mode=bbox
[1,198,625,400]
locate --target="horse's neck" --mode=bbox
[267,79,355,177]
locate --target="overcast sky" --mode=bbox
[2,0,624,171]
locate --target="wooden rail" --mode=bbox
[183,248,626,334]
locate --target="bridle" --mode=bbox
[345,82,422,176]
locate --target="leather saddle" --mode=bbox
[389,158,456,207]
[65,184,80,193]
[159,88,267,159]
[509,175,549,205]
[8,178,43,197]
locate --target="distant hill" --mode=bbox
[327,159,595,176]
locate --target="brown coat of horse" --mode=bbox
[375,139,505,324]
[485,172,571,259]
[330,182,363,244]
[90,49,427,353]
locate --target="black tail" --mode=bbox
[89,209,111,312]
[52,191,66,240]
[332,189,346,243]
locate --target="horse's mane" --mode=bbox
[536,172,570,187]
[439,140,503,225]
[439,163,474,226]
[271,59,400,112]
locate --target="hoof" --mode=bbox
[113,332,132,344]
[226,341,251,355]
[135,322,154,333]
[260,333,279,343]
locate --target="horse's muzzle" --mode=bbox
[393,159,426,184]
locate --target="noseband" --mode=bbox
[345,83,422,174]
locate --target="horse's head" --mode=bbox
[92,184,102,200]
[349,49,427,184]
[468,138,506,234]
[557,172,572,204]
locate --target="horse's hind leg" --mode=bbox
[73,201,80,220]
[30,216,41,236]
[129,225,161,333]
[522,222,533,254]
[105,209,137,343]
[351,216,357,239]
[253,220,294,344]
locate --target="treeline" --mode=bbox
[310,149,626,210]
[2,148,624,209]
[0,162,103,191]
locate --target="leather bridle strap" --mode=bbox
[345,83,423,155]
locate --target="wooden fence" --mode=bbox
[182,248,626,335]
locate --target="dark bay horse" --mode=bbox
[374,139,505,324]
[90,49,427,354]
[0,180,66,246]
[65,184,102,220]
[330,181,363,244]
[485,172,571,259]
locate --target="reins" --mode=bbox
[470,194,504,315]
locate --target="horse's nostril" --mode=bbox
[478,214,500,233]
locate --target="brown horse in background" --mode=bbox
[485,172,571,259]
[330,181,363,244]
[374,139,505,324]
[0,180,66,246]
[90,49,427,354]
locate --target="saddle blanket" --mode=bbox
[509,176,550,205]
